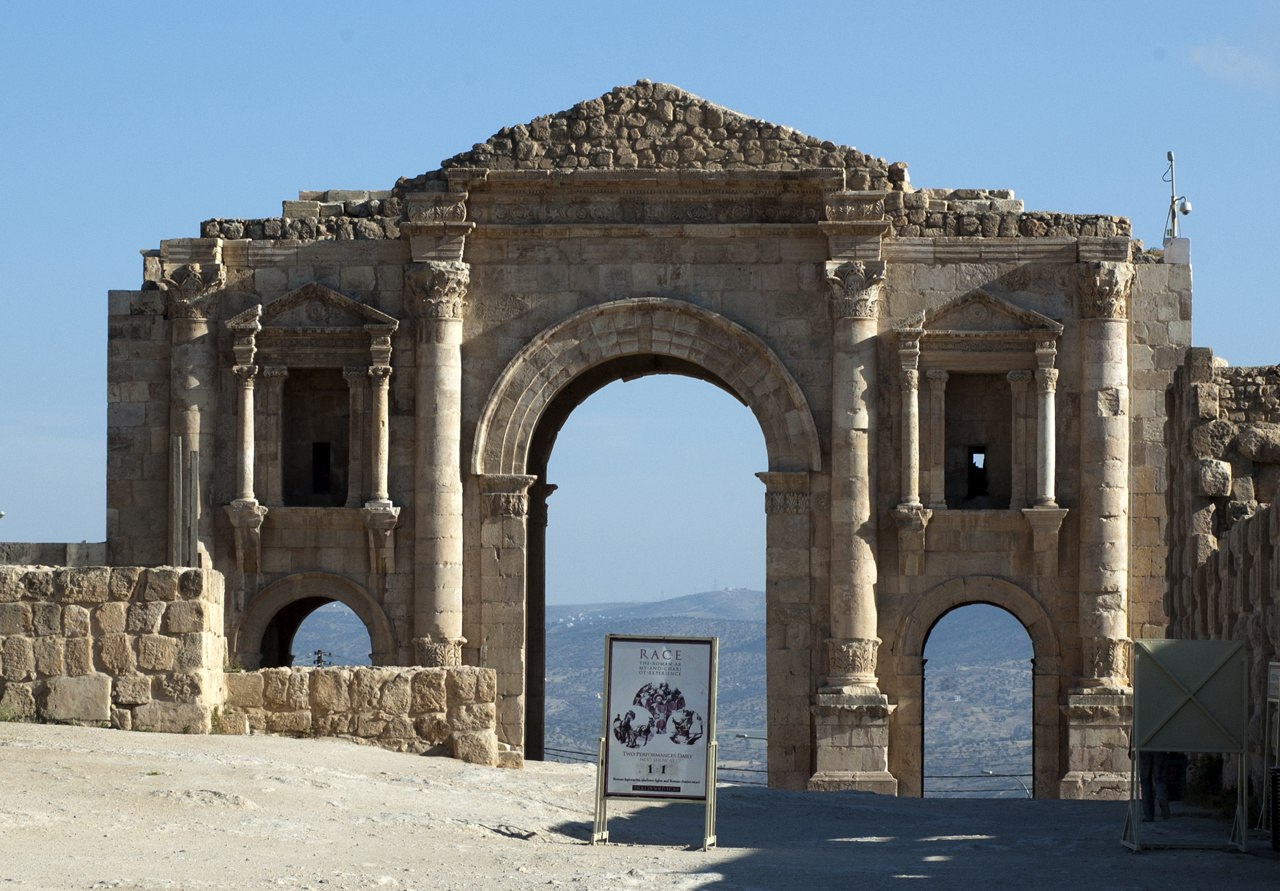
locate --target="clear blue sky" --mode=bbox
[1,2,1277,603]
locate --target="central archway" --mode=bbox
[471,298,821,771]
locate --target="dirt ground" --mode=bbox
[1,722,1275,890]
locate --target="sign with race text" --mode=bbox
[601,635,716,800]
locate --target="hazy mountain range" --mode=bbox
[293,590,1033,796]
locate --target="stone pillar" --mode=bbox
[811,261,896,795]
[225,316,267,575]
[362,363,400,575]
[926,370,948,510]
[478,472,537,763]
[1061,260,1134,800]
[164,264,222,568]
[404,261,469,667]
[342,367,367,508]
[892,334,931,576]
[1035,340,1060,508]
[757,471,813,790]
[1007,370,1033,509]
[260,367,288,507]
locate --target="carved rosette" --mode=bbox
[161,263,225,320]
[405,261,470,320]
[1084,636,1132,686]
[826,261,885,320]
[1076,261,1134,320]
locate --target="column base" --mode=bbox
[1059,690,1132,800]
[811,692,897,795]
[413,635,466,667]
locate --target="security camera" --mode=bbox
[1178,198,1192,215]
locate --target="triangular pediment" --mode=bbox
[903,290,1063,336]
[229,282,397,331]
[430,80,899,177]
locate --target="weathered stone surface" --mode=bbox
[97,634,135,675]
[1197,459,1233,497]
[53,566,110,603]
[225,671,264,708]
[263,667,309,710]
[108,567,143,601]
[113,674,152,706]
[64,637,92,676]
[265,710,312,734]
[137,635,180,671]
[0,603,32,635]
[163,601,206,634]
[410,670,447,714]
[126,602,165,634]
[310,668,351,715]
[33,636,63,675]
[2,636,35,681]
[1,682,36,718]
[31,602,60,636]
[62,605,90,637]
[45,674,111,722]
[451,730,499,766]
[448,702,496,733]
[0,566,22,602]
[143,568,181,602]
[96,602,127,634]
[133,701,208,733]
[1235,422,1280,464]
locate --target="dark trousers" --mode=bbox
[1139,751,1169,820]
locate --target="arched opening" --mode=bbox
[528,367,768,772]
[923,604,1033,797]
[234,572,396,670]
[292,601,374,667]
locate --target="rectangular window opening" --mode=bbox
[312,442,332,495]
[967,446,989,501]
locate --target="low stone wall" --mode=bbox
[0,565,225,732]
[221,665,503,767]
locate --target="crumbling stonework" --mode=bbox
[221,664,502,766]
[0,565,225,731]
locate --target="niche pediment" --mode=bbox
[905,290,1063,338]
[232,282,398,332]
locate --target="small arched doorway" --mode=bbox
[234,572,397,669]
[923,604,1032,797]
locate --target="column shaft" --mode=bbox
[233,366,258,502]
[368,365,392,505]
[343,368,367,508]
[1035,368,1059,507]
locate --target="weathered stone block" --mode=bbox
[218,711,251,735]
[110,707,132,731]
[448,701,496,733]
[263,667,309,710]
[0,603,32,635]
[0,567,22,602]
[97,634,136,675]
[113,674,152,706]
[410,670,447,714]
[379,673,411,714]
[2,636,35,681]
[137,635,179,671]
[414,714,449,743]
[356,715,387,737]
[21,569,53,601]
[175,632,220,670]
[133,701,208,733]
[178,569,208,602]
[158,671,210,704]
[143,568,181,602]
[45,674,111,723]
[31,602,60,636]
[349,667,394,711]
[1197,459,1232,498]
[310,668,351,715]
[64,637,92,676]
[382,716,415,739]
[33,637,63,675]
[266,710,312,734]
[451,730,499,766]
[54,567,111,603]
[108,567,143,601]
[163,601,206,634]
[95,602,127,635]
[126,602,166,634]
[62,605,90,637]
[225,671,264,708]
[1,682,37,717]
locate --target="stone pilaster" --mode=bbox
[260,367,288,507]
[757,471,813,788]
[405,261,469,667]
[1062,260,1134,800]
[478,473,538,752]
[342,367,368,508]
[926,370,948,510]
[165,264,223,568]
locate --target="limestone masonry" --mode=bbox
[8,80,1262,795]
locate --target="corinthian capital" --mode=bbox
[1075,261,1133,320]
[161,263,225,320]
[404,261,470,320]
[825,260,885,320]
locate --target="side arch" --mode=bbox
[233,572,397,668]
[889,576,1061,799]
[471,297,822,476]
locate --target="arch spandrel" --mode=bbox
[471,297,822,477]
[234,572,397,666]
[895,575,1061,663]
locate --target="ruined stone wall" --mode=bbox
[221,665,501,766]
[1167,348,1280,792]
[0,565,225,732]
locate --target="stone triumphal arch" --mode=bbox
[100,81,1189,795]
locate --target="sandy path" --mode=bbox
[1,723,1275,890]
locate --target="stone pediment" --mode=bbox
[901,290,1063,338]
[227,283,397,332]
[430,80,901,181]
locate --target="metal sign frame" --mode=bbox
[591,635,719,850]
[1122,639,1249,852]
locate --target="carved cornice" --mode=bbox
[161,263,225,320]
[479,474,537,519]
[764,492,810,515]
[1076,261,1133,320]
[825,261,885,320]
[405,261,470,320]
[405,192,468,223]
[824,190,888,223]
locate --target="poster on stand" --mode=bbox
[601,635,717,800]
